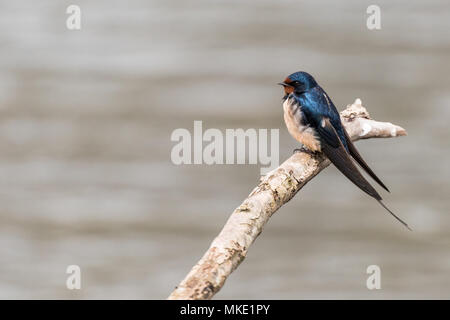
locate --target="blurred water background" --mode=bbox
[0,0,449,299]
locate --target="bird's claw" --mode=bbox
[293,146,320,157]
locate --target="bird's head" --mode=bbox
[279,71,318,97]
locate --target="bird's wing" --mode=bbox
[317,118,382,200]
[313,88,390,192]
[342,128,390,192]
[318,117,410,230]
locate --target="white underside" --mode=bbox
[283,96,321,152]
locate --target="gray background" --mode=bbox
[0,0,448,299]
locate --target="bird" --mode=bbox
[278,71,410,230]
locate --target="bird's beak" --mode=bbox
[278,82,292,87]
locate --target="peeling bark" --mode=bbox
[168,99,406,300]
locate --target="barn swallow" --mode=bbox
[279,71,410,230]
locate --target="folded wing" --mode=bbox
[342,128,390,192]
[317,118,410,230]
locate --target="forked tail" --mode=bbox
[378,200,411,231]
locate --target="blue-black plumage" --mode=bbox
[279,71,410,230]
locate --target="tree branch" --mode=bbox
[168,99,406,300]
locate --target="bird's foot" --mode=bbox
[293,146,312,154]
[293,146,321,157]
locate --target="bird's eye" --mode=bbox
[293,81,300,85]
